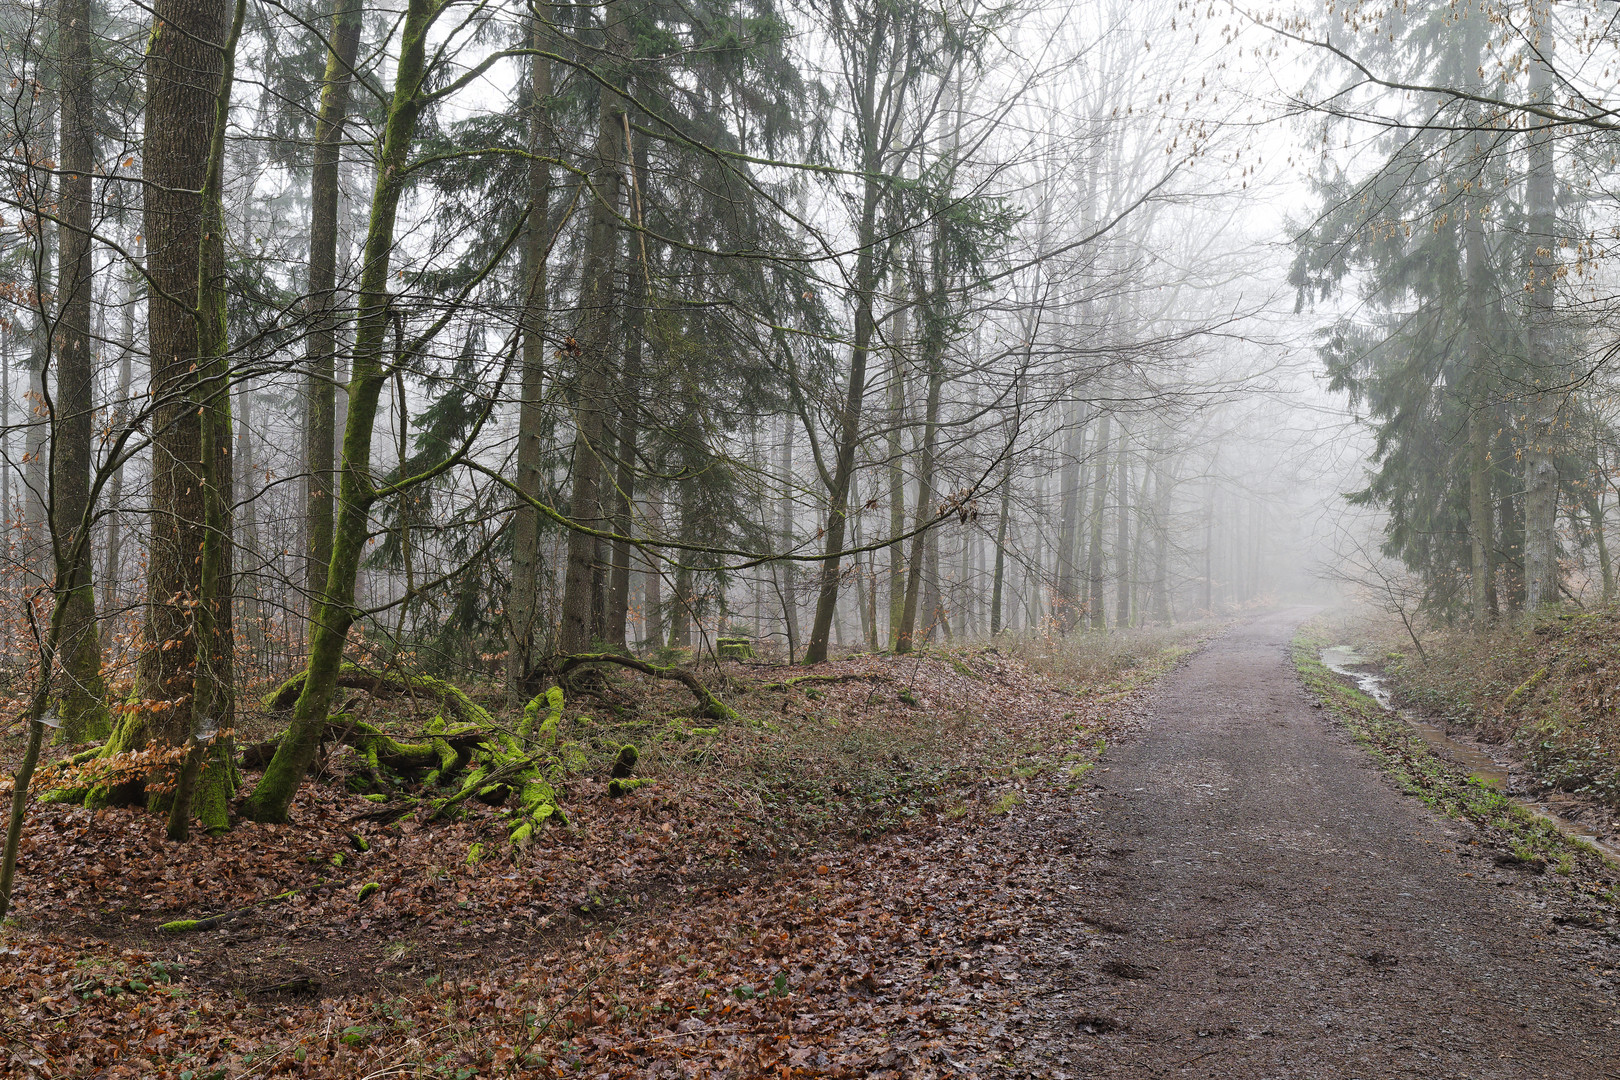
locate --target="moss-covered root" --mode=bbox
[427,721,565,845]
[556,652,751,724]
[519,686,565,748]
[607,777,654,798]
[262,663,494,728]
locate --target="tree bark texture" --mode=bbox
[52,0,109,741]
[303,0,364,618]
[558,2,626,654]
[507,14,555,686]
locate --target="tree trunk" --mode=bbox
[167,0,245,840]
[237,388,266,663]
[989,457,1011,635]
[1,326,11,619]
[51,0,109,741]
[243,0,443,823]
[803,47,887,664]
[1086,412,1111,629]
[804,239,877,660]
[1463,158,1498,625]
[506,13,554,687]
[558,4,626,653]
[1522,11,1560,612]
[604,139,647,652]
[1053,402,1083,631]
[894,328,944,654]
[1114,437,1130,627]
[303,0,363,621]
[886,284,907,646]
[775,422,799,660]
[132,0,230,757]
[101,246,139,615]
[641,493,664,648]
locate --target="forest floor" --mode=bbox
[0,624,1203,1079]
[4,609,1618,1079]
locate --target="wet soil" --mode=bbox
[1014,609,1620,1079]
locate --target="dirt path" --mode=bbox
[1015,609,1620,1079]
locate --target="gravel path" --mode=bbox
[1016,609,1620,1078]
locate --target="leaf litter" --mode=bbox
[0,633,1201,1078]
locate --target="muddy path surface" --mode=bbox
[1014,609,1620,1079]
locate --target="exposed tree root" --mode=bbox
[555,652,749,724]
[256,674,573,844]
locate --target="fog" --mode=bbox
[0,0,1611,690]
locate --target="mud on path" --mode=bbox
[1013,609,1620,1079]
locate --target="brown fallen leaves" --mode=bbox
[0,638,1189,1079]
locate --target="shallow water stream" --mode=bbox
[1320,645,1620,863]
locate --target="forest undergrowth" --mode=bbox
[0,625,1204,1079]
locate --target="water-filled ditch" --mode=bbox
[1320,645,1620,863]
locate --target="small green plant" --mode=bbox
[988,792,1023,815]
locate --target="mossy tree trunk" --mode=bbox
[303,0,364,621]
[168,0,246,840]
[242,0,453,824]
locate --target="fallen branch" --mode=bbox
[262,663,492,727]
[158,882,323,934]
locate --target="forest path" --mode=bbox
[1013,608,1619,1079]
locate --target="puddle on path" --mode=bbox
[1320,645,1620,863]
